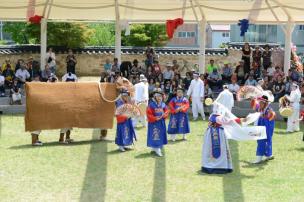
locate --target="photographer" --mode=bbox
[46,47,56,74]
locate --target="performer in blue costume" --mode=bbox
[168,86,190,141]
[201,104,242,174]
[115,89,137,152]
[147,88,169,157]
[251,95,276,163]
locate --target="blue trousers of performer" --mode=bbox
[256,118,275,157]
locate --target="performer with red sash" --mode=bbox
[147,88,169,157]
[115,89,137,152]
[251,95,276,163]
[168,86,190,141]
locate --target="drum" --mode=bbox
[137,102,147,115]
[279,96,293,117]
[204,98,213,106]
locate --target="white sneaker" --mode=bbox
[33,141,43,146]
[183,135,187,140]
[202,117,206,121]
[252,156,263,164]
[155,148,163,157]
[171,135,176,142]
[118,146,126,152]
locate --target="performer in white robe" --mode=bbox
[187,72,205,120]
[285,82,301,133]
[215,85,234,112]
[133,74,149,127]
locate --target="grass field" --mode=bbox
[0,115,303,202]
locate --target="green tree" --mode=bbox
[4,22,93,48]
[87,23,115,46]
[122,24,168,47]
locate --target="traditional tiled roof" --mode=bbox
[0,45,229,56]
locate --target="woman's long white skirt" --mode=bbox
[201,127,233,174]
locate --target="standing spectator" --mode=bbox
[163,63,174,83]
[183,72,192,91]
[262,44,272,70]
[272,75,285,102]
[15,62,30,88]
[228,79,240,100]
[245,74,258,86]
[10,79,22,105]
[46,47,56,74]
[111,57,120,73]
[66,49,77,74]
[120,61,132,78]
[206,59,218,74]
[273,66,285,81]
[241,42,251,74]
[187,72,205,120]
[207,68,223,91]
[221,61,233,83]
[252,46,262,67]
[103,58,112,73]
[145,44,155,66]
[235,60,246,85]
[0,72,5,97]
[2,64,15,88]
[289,67,301,82]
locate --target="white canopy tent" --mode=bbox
[0,0,303,73]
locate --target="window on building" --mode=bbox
[299,25,304,30]
[178,31,195,38]
[222,32,229,37]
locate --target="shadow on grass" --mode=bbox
[152,150,166,202]
[295,147,304,152]
[79,129,108,202]
[222,140,244,202]
[168,139,187,144]
[9,139,113,150]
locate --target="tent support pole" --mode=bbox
[40,18,47,70]
[115,0,121,64]
[198,20,206,74]
[284,21,294,75]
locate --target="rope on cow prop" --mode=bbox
[97,82,121,103]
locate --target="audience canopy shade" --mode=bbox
[0,0,303,23]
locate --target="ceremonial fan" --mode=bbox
[236,85,274,102]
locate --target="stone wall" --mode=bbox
[0,49,284,76]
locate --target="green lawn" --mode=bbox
[0,115,303,202]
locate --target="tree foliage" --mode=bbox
[4,22,93,48]
[122,24,168,46]
[87,23,115,46]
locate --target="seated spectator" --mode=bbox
[183,72,192,91]
[103,58,112,73]
[15,62,30,88]
[285,77,293,95]
[10,79,22,105]
[207,68,223,91]
[234,60,246,85]
[111,57,120,73]
[2,64,15,88]
[146,66,156,80]
[2,58,12,72]
[173,74,181,85]
[47,74,58,83]
[251,61,261,80]
[41,65,52,82]
[27,57,41,81]
[164,80,171,95]
[62,72,78,82]
[261,69,269,81]
[152,60,162,76]
[167,80,178,104]
[273,66,285,81]
[272,75,285,102]
[163,63,174,83]
[289,67,301,82]
[206,59,218,74]
[228,79,240,100]
[100,72,110,83]
[148,79,156,97]
[261,76,273,91]
[266,65,275,78]
[179,59,191,78]
[221,61,233,83]
[15,59,23,72]
[0,72,5,97]
[245,74,258,86]
[66,49,77,74]
[120,61,132,78]
[130,59,140,76]
[204,83,213,99]
[172,59,180,75]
